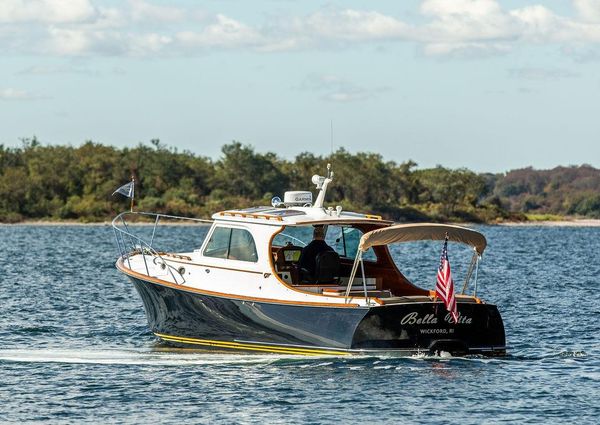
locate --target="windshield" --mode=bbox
[273,225,376,261]
[273,226,313,247]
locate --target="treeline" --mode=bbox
[0,138,598,223]
[491,165,600,218]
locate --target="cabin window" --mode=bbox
[204,227,230,259]
[229,228,258,262]
[204,227,258,262]
[272,225,376,262]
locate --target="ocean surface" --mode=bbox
[1,224,598,424]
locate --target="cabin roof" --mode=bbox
[212,206,393,226]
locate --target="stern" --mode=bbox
[352,300,506,356]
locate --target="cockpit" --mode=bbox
[270,223,428,298]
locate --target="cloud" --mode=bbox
[299,74,390,103]
[508,67,580,80]
[561,44,600,62]
[421,0,513,38]
[1,1,600,58]
[176,14,262,49]
[45,27,95,56]
[0,87,47,100]
[423,42,510,57]
[322,91,372,103]
[129,0,185,23]
[16,64,96,76]
[0,0,96,24]
[417,0,600,55]
[291,9,410,43]
[518,86,539,94]
[574,0,600,22]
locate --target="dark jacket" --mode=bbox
[298,240,334,277]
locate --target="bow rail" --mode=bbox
[111,211,213,284]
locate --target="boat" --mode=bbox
[112,166,506,356]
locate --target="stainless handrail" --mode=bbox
[111,211,213,284]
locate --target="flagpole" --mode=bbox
[130,175,135,213]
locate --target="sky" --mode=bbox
[1,0,600,173]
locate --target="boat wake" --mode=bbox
[0,348,302,366]
[0,347,514,368]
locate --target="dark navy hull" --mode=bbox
[129,275,506,356]
[352,301,505,355]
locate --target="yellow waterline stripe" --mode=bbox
[157,333,349,356]
[163,337,321,356]
[159,335,332,356]
[155,332,349,356]
[163,334,343,355]
[156,332,313,353]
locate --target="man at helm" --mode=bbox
[298,225,334,278]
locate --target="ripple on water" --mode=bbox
[0,225,599,424]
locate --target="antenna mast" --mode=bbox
[130,175,135,212]
[330,119,334,158]
[312,164,333,208]
[311,121,335,209]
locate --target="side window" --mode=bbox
[204,227,258,262]
[204,227,231,259]
[229,229,258,262]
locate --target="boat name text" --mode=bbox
[400,312,472,325]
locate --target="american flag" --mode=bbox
[436,236,459,323]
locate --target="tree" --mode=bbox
[212,142,289,200]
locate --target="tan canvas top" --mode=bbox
[358,223,487,255]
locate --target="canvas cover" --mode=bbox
[358,223,487,255]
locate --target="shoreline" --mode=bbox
[497,219,600,227]
[2,219,600,227]
[0,219,212,226]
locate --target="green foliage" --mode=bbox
[492,165,600,218]
[415,167,485,215]
[525,213,565,221]
[212,142,289,199]
[1,139,598,223]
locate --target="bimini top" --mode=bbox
[358,223,487,255]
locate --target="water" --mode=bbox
[1,224,598,424]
